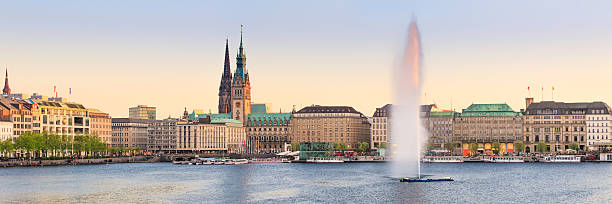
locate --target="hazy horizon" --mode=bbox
[2,1,612,118]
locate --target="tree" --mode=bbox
[2,140,15,158]
[536,142,546,153]
[333,142,347,151]
[290,142,300,151]
[568,143,579,151]
[358,142,369,152]
[514,142,525,154]
[469,143,479,156]
[492,142,501,155]
[379,142,388,150]
[444,142,458,155]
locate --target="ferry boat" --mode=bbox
[306,157,345,163]
[538,155,581,163]
[401,177,454,182]
[422,156,464,163]
[484,156,525,163]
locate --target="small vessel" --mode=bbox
[400,176,454,182]
[422,156,464,163]
[539,155,581,163]
[484,156,524,163]
[306,157,345,163]
[233,159,249,164]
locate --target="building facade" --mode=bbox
[147,118,179,153]
[453,104,522,156]
[0,98,33,139]
[424,111,456,148]
[34,100,90,136]
[522,99,601,153]
[371,104,391,149]
[289,105,370,149]
[129,105,156,120]
[0,120,12,141]
[89,110,112,145]
[586,105,612,150]
[246,112,291,153]
[111,118,151,149]
[176,118,245,153]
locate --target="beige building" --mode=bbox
[424,111,457,148]
[0,120,12,141]
[176,118,245,153]
[289,105,370,149]
[111,118,151,149]
[148,118,179,153]
[523,99,604,153]
[89,110,112,145]
[34,100,91,136]
[453,104,522,156]
[371,104,391,149]
[129,105,156,120]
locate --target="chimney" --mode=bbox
[525,97,534,109]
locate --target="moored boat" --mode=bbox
[484,156,524,163]
[422,156,464,163]
[306,157,344,163]
[539,155,581,163]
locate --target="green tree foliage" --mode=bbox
[4,131,110,159]
[290,142,300,151]
[333,142,347,151]
[378,142,388,149]
[444,142,458,154]
[492,142,501,155]
[469,143,479,156]
[568,143,579,151]
[358,142,369,152]
[514,142,525,154]
[536,142,547,153]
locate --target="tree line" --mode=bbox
[0,131,138,159]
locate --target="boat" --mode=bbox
[306,157,345,163]
[539,155,581,163]
[422,156,464,163]
[484,156,524,163]
[400,176,454,182]
[233,159,249,164]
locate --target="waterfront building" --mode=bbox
[453,104,522,156]
[522,99,606,153]
[0,120,12,141]
[371,104,391,149]
[33,99,90,136]
[586,105,612,150]
[111,118,152,149]
[89,109,112,145]
[246,104,291,153]
[0,98,33,139]
[230,30,251,124]
[147,118,179,153]
[424,111,457,149]
[187,109,232,121]
[289,105,370,149]
[176,117,245,153]
[129,105,156,120]
[218,39,233,114]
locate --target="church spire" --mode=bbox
[218,38,233,114]
[3,66,10,95]
[234,25,247,84]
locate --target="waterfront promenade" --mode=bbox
[0,156,157,167]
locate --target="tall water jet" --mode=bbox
[390,18,425,179]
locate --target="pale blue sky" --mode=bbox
[2,1,612,117]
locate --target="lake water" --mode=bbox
[0,162,611,203]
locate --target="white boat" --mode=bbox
[233,159,249,165]
[539,155,581,163]
[306,157,344,163]
[422,156,464,163]
[484,156,524,163]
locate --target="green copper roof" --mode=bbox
[247,113,291,126]
[188,113,231,120]
[459,104,521,117]
[211,118,241,124]
[429,111,457,117]
[251,104,269,114]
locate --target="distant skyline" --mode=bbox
[2,1,612,118]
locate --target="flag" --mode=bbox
[69,88,72,95]
[527,86,530,91]
[552,86,555,91]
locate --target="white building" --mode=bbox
[176,118,245,153]
[586,103,612,150]
[0,120,12,141]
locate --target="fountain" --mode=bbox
[391,18,453,182]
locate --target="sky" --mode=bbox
[2,1,612,118]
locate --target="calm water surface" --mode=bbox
[0,162,611,203]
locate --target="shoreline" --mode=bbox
[0,156,159,168]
